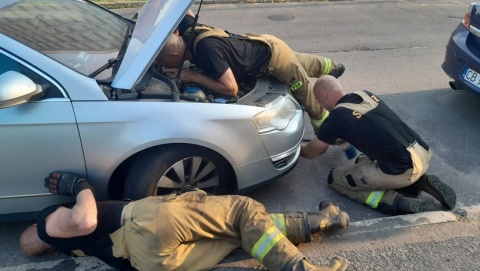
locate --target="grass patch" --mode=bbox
[92,1,146,9]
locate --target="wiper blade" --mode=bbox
[88,55,124,78]
[89,20,133,78]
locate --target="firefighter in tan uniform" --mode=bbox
[301,75,457,215]
[20,173,350,271]
[157,12,345,134]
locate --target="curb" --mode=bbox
[343,211,457,237]
[453,204,480,219]
[329,205,480,238]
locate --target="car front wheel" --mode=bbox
[124,145,231,200]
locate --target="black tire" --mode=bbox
[124,145,231,200]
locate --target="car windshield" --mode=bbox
[0,0,129,79]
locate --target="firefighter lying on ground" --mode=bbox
[157,10,345,134]
[20,172,350,271]
[301,75,457,215]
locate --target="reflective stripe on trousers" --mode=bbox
[365,191,386,208]
[251,226,286,263]
[321,58,332,75]
[270,213,287,236]
[310,111,330,129]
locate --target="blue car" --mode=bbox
[442,1,480,94]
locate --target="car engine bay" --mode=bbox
[103,63,289,108]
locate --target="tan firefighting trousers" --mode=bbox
[109,190,323,271]
[245,33,340,134]
[328,91,432,209]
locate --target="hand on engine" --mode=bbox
[163,68,198,83]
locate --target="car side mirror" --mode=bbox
[0,71,43,109]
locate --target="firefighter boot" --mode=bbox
[395,184,422,198]
[330,64,345,78]
[285,256,349,271]
[326,256,349,271]
[307,202,349,234]
[415,174,456,210]
[394,195,438,214]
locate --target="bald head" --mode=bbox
[313,75,346,111]
[156,34,186,67]
[19,224,53,256]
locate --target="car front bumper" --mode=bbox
[234,144,301,193]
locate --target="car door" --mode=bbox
[0,51,86,216]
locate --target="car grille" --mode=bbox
[272,149,297,169]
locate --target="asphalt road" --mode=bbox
[2,0,480,270]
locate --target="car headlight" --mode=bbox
[253,96,297,133]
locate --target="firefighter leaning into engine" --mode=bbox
[301,75,457,215]
[156,9,345,134]
[20,172,350,271]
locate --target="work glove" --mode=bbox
[44,172,94,196]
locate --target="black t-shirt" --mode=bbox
[318,91,429,175]
[37,200,135,271]
[178,16,271,83]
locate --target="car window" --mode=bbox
[0,52,63,99]
[0,0,130,79]
[0,53,20,75]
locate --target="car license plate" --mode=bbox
[463,67,480,88]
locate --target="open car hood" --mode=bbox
[112,0,194,90]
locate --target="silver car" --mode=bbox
[0,0,304,220]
